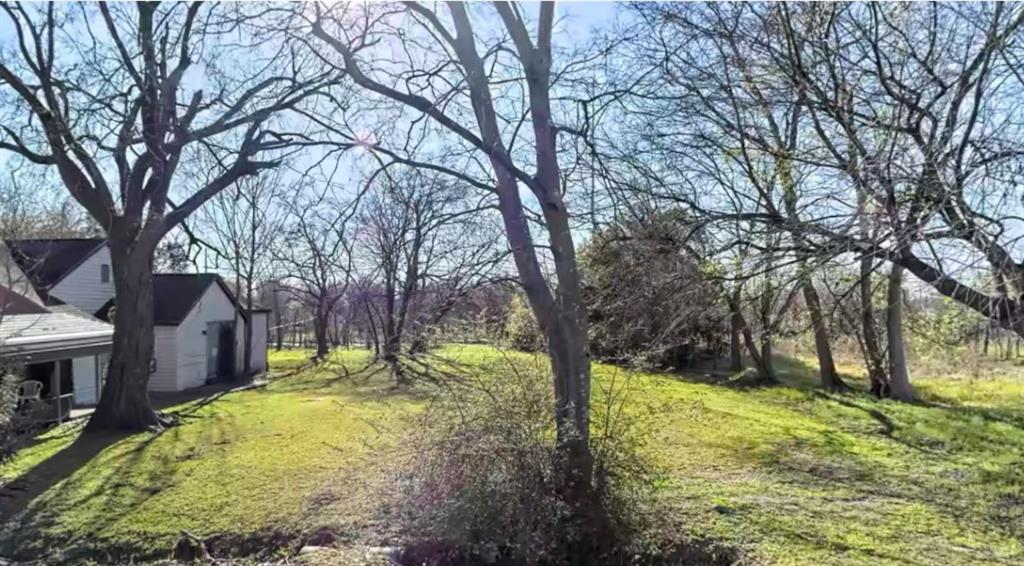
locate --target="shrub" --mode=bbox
[503,294,546,352]
[580,210,726,368]
[378,354,657,564]
[1,367,26,463]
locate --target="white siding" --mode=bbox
[50,246,114,314]
[249,312,268,373]
[72,356,99,405]
[175,283,238,390]
[148,326,179,392]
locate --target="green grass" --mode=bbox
[0,348,414,563]
[2,345,1023,564]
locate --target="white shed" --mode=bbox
[97,273,268,392]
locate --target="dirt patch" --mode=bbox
[199,529,302,561]
[389,538,745,566]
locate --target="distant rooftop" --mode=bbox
[4,238,106,293]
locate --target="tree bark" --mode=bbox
[273,288,284,351]
[729,287,744,371]
[364,298,380,357]
[242,286,253,380]
[886,264,914,401]
[801,276,846,391]
[728,293,774,382]
[860,257,889,397]
[760,336,773,374]
[85,237,163,431]
[313,299,330,360]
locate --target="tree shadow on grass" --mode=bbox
[1,404,245,563]
[914,388,1024,433]
[265,361,390,398]
[0,429,131,532]
[0,381,255,560]
[667,352,841,393]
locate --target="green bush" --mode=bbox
[504,294,546,352]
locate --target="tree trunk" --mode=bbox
[382,320,400,361]
[383,327,404,384]
[313,300,330,360]
[860,256,889,397]
[543,303,593,510]
[760,337,773,374]
[273,290,284,351]
[777,154,843,390]
[886,264,914,402]
[364,300,380,357]
[242,287,253,380]
[729,287,744,371]
[801,276,846,391]
[85,239,163,432]
[381,282,405,383]
[728,294,773,382]
[745,328,773,381]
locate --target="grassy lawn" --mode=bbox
[2,345,1023,564]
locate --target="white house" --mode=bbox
[4,238,268,405]
[1,244,114,415]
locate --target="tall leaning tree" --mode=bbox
[0,2,325,430]
[302,1,603,533]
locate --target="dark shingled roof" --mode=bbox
[0,284,48,316]
[95,273,244,326]
[5,238,106,293]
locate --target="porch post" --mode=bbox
[94,354,101,404]
[53,361,62,425]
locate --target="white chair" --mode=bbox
[16,380,44,403]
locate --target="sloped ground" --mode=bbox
[1,346,1022,564]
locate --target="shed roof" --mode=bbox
[95,273,245,326]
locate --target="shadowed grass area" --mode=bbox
[1,345,1022,564]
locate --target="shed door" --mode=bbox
[206,322,220,378]
[217,323,235,378]
[206,321,236,381]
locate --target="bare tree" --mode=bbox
[765,2,1024,399]
[606,2,1024,401]
[303,2,605,526]
[196,171,286,378]
[614,3,847,390]
[274,190,358,361]
[0,3,327,429]
[359,168,502,382]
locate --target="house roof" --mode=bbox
[95,273,246,326]
[0,283,48,316]
[0,289,113,360]
[4,238,106,293]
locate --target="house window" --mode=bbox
[101,264,110,283]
